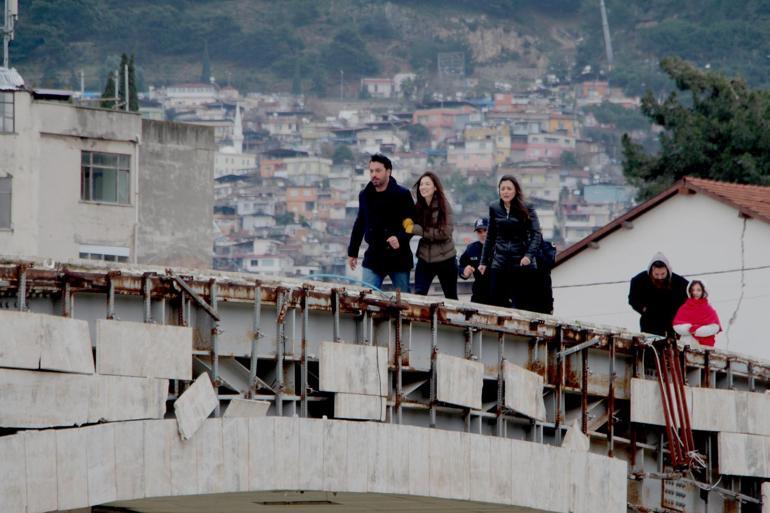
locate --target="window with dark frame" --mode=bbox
[80,151,130,204]
[0,176,11,229]
[0,92,14,133]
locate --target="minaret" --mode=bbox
[232,102,243,153]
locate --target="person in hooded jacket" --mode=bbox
[478,175,542,310]
[348,154,416,292]
[673,280,722,348]
[404,172,458,299]
[628,252,689,337]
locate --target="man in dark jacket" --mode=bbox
[347,154,416,292]
[628,252,689,337]
[458,217,492,305]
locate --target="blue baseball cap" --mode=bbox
[474,217,489,231]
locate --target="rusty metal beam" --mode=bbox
[165,269,220,321]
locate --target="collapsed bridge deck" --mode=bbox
[0,257,768,513]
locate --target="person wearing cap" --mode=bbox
[458,217,492,305]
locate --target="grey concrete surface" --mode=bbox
[562,420,590,452]
[223,398,270,417]
[631,377,770,436]
[319,342,388,396]
[96,319,192,380]
[436,353,484,410]
[334,392,387,421]
[0,311,94,374]
[137,119,215,268]
[0,368,167,428]
[0,417,627,513]
[503,361,546,421]
[717,432,770,478]
[174,373,218,440]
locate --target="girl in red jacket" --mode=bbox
[673,280,722,348]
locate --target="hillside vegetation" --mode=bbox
[10,0,770,95]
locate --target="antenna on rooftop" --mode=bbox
[2,0,19,68]
[599,0,614,71]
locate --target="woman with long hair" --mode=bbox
[478,174,542,310]
[673,280,722,348]
[404,171,458,299]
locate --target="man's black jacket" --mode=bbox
[347,177,416,274]
[628,271,689,336]
[458,240,491,304]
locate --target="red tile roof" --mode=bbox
[555,177,770,267]
[684,177,770,223]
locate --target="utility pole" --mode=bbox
[2,0,19,68]
[599,0,614,71]
[80,69,85,97]
[339,69,344,101]
[124,63,129,112]
[114,69,119,110]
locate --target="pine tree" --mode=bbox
[100,72,117,109]
[128,54,139,112]
[201,41,211,83]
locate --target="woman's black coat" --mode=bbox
[481,199,542,271]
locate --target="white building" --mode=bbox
[214,104,257,178]
[360,78,394,99]
[552,177,770,360]
[0,69,215,267]
[356,126,408,155]
[163,82,219,107]
[242,254,294,275]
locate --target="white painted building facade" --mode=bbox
[552,179,770,360]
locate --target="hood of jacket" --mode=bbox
[647,252,673,276]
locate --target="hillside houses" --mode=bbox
[144,73,642,278]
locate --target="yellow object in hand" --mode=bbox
[402,218,414,234]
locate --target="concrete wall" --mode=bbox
[0,95,214,267]
[0,92,40,255]
[0,93,140,260]
[0,417,627,513]
[553,193,770,360]
[138,119,215,268]
[630,378,770,436]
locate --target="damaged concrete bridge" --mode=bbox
[0,258,768,513]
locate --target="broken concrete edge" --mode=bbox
[173,373,218,440]
[223,398,270,418]
[562,419,590,452]
[0,368,167,429]
[0,310,95,375]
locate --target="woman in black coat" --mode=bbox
[478,175,542,310]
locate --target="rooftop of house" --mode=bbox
[555,177,770,267]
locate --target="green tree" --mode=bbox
[309,67,327,97]
[100,71,117,109]
[332,145,354,164]
[623,57,770,199]
[128,55,139,112]
[406,124,430,146]
[560,151,578,168]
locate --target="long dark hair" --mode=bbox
[688,280,709,299]
[413,171,450,228]
[498,174,530,222]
